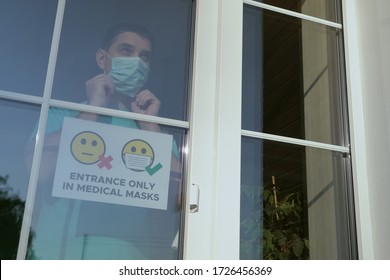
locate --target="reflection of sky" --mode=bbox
[0,0,57,96]
[241,6,263,186]
[0,101,40,200]
[0,0,193,201]
[0,0,55,199]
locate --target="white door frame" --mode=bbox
[183,0,243,259]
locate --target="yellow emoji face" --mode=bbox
[122,139,154,171]
[71,131,105,164]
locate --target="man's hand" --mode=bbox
[85,74,115,107]
[130,89,161,116]
[131,90,161,132]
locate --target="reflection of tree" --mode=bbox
[0,175,35,259]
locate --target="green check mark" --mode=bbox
[145,162,163,176]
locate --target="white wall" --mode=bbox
[344,0,390,259]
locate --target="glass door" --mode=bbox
[4,0,195,260]
[185,0,356,260]
[1,0,355,260]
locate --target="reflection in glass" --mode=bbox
[253,0,340,23]
[240,138,354,259]
[0,99,40,259]
[26,108,185,259]
[242,5,345,145]
[0,0,57,96]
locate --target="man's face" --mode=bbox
[102,31,152,73]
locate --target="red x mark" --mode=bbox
[98,155,113,170]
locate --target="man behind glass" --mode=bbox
[26,23,180,260]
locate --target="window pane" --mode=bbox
[240,138,355,259]
[252,0,340,23]
[0,99,40,259]
[52,0,193,121]
[242,6,346,145]
[26,107,185,259]
[0,0,57,96]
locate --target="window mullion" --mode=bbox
[244,0,342,29]
[17,0,67,260]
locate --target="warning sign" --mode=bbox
[52,117,173,210]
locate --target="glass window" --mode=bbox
[10,0,194,260]
[251,0,340,23]
[26,107,186,259]
[240,138,354,259]
[0,0,57,96]
[241,4,355,260]
[51,0,193,121]
[242,5,346,146]
[0,99,40,259]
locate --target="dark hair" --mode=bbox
[101,23,153,51]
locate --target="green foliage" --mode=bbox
[241,184,309,260]
[0,175,35,259]
[262,185,309,259]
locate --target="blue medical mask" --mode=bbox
[103,50,150,97]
